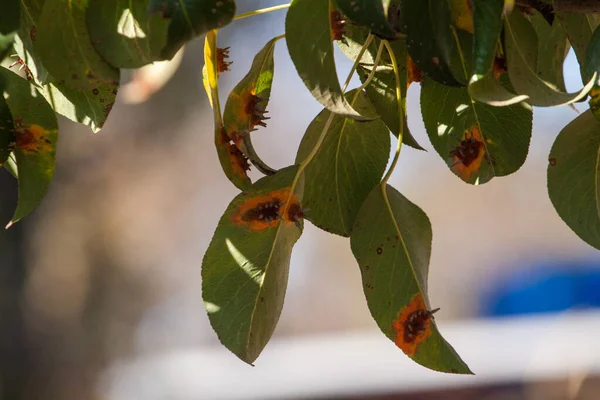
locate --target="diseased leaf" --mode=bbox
[338,26,423,150]
[505,11,595,107]
[148,0,236,60]
[295,89,390,236]
[0,67,58,226]
[548,111,600,250]
[351,183,471,373]
[87,0,170,68]
[202,166,304,364]
[223,36,282,175]
[336,0,397,39]
[204,30,252,190]
[14,2,117,132]
[286,0,371,120]
[448,0,473,33]
[421,77,532,185]
[401,0,463,87]
[35,0,120,91]
[468,0,527,106]
[530,10,568,92]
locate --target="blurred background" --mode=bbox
[1,1,600,399]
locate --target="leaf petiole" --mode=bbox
[381,40,403,185]
[233,3,291,21]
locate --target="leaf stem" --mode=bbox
[381,40,404,185]
[233,3,291,21]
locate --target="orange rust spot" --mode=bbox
[450,124,486,182]
[231,188,301,232]
[15,122,53,154]
[407,56,422,87]
[392,294,435,357]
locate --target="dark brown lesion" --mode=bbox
[241,200,283,224]
[449,134,483,167]
[217,47,233,73]
[245,94,270,128]
[8,55,33,81]
[403,308,440,344]
[286,202,308,230]
[330,10,348,45]
[220,127,251,176]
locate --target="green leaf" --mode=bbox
[148,0,236,60]
[400,0,463,87]
[14,1,117,132]
[468,0,527,106]
[505,10,595,107]
[204,30,251,190]
[286,0,371,120]
[223,36,282,175]
[295,89,390,236]
[0,0,20,34]
[337,26,423,150]
[556,13,600,68]
[14,0,50,85]
[0,68,58,226]
[87,0,170,68]
[335,0,397,39]
[530,10,568,93]
[36,0,120,90]
[548,110,600,250]
[0,92,14,167]
[421,77,532,185]
[350,183,471,374]
[202,166,304,364]
[584,26,600,120]
[4,153,18,179]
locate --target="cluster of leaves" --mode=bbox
[3,0,600,376]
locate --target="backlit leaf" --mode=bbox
[87,0,170,68]
[148,0,236,60]
[14,1,117,132]
[35,0,120,91]
[1,68,58,227]
[505,11,595,107]
[421,77,532,184]
[548,110,600,250]
[286,0,371,120]
[204,30,252,190]
[295,89,390,236]
[351,183,471,373]
[202,166,304,364]
[223,36,282,175]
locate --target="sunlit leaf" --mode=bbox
[548,110,600,250]
[223,36,282,175]
[87,0,170,68]
[295,89,390,236]
[35,0,120,91]
[202,166,304,364]
[14,0,50,85]
[335,0,397,39]
[505,11,595,107]
[286,0,371,120]
[400,0,463,87]
[351,183,472,373]
[421,77,532,185]
[204,30,252,190]
[0,68,58,227]
[148,0,236,60]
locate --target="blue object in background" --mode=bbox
[480,260,600,317]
